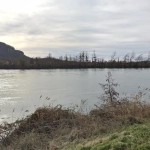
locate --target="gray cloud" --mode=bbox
[1,0,150,59]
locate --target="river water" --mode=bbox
[0,68,150,123]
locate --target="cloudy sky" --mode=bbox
[0,0,150,59]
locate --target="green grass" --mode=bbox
[77,123,150,150]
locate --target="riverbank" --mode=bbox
[73,122,150,150]
[0,94,150,150]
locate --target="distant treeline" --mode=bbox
[0,51,150,69]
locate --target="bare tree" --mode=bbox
[98,58,104,63]
[47,53,52,58]
[130,51,135,62]
[72,56,76,62]
[81,51,85,62]
[92,51,97,62]
[135,54,143,62]
[69,55,72,61]
[59,56,63,60]
[75,55,78,62]
[79,53,82,62]
[117,57,120,63]
[64,54,68,61]
[147,52,150,61]
[111,51,116,62]
[85,52,89,62]
[123,53,130,62]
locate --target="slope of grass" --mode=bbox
[76,122,150,150]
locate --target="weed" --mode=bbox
[137,143,150,150]
[109,134,118,140]
[98,144,111,150]
[81,147,91,150]
[123,131,130,135]
[113,142,127,150]
[120,136,128,143]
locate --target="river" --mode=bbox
[0,68,150,123]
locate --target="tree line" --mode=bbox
[0,51,150,69]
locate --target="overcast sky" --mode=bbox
[0,0,150,59]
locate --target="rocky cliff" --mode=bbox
[0,42,29,61]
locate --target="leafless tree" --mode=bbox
[111,51,117,62]
[92,51,97,62]
[81,51,85,62]
[64,54,68,61]
[69,55,72,61]
[147,52,150,61]
[85,52,89,62]
[59,56,63,60]
[123,53,130,62]
[135,54,143,62]
[47,53,52,58]
[130,51,135,62]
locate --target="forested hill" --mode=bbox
[0,42,29,61]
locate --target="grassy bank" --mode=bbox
[75,122,150,150]
[0,72,150,150]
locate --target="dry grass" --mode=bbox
[0,94,150,150]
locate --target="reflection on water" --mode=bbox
[0,68,150,123]
[0,97,20,106]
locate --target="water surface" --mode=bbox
[0,69,150,123]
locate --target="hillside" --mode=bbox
[0,42,29,61]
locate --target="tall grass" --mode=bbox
[0,72,150,149]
